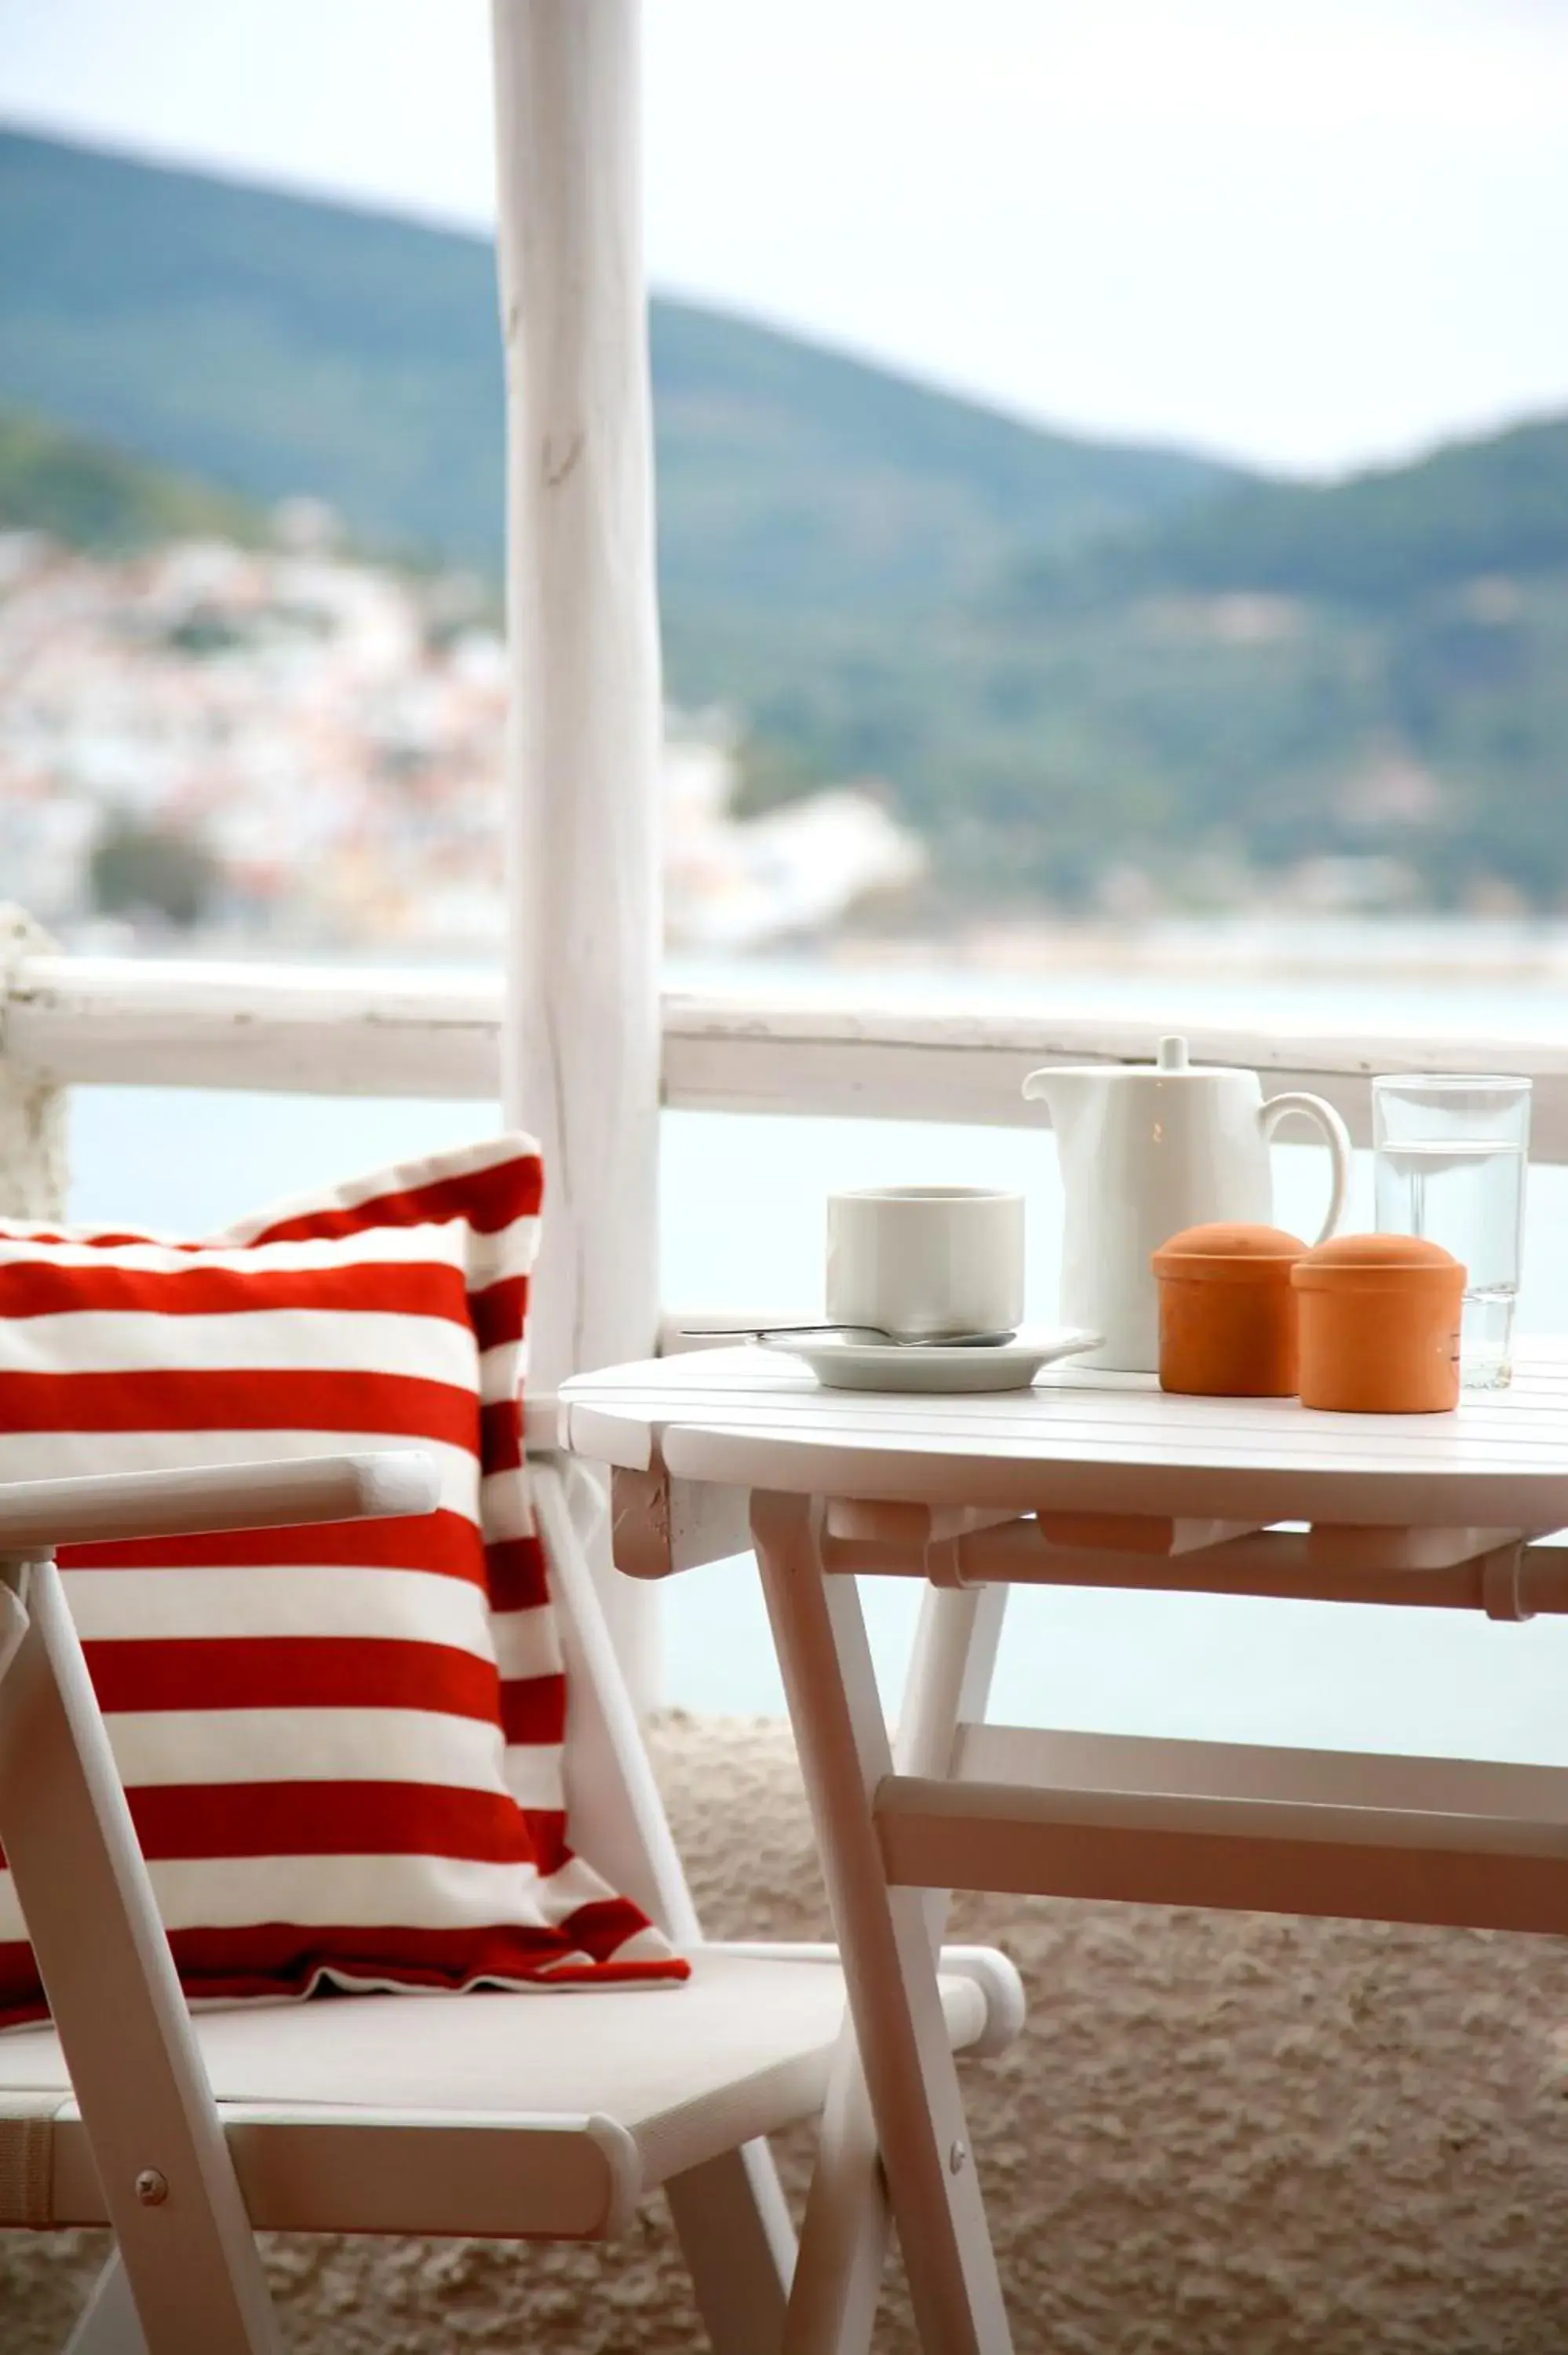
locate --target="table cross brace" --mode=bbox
[752,1491,1016,2355]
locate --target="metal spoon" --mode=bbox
[680,1322,1018,1349]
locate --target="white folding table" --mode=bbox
[563,1340,1568,2353]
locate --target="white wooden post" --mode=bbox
[491,0,663,1707]
[0,907,68,1220]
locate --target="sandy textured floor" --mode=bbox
[6,1711,1568,2351]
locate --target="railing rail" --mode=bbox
[7,953,1568,1157]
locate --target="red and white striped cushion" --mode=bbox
[0,1135,684,2025]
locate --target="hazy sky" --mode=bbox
[4,0,1566,476]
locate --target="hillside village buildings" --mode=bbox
[0,528,922,956]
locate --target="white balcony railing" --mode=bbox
[9,954,1568,1159]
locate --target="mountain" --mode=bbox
[0,407,257,549]
[0,126,1240,626]
[5,126,1567,915]
[1011,415,1568,612]
[971,414,1568,907]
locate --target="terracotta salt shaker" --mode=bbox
[1291,1234,1465,1413]
[1150,1222,1308,1397]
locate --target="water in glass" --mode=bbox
[1373,1136,1526,1387]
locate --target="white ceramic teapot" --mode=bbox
[1023,1035,1351,1372]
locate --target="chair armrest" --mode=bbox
[697,1940,1026,2060]
[0,1451,438,1555]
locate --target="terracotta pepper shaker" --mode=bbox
[1291,1233,1465,1413]
[1150,1222,1308,1397]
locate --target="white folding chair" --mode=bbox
[0,1448,1022,2355]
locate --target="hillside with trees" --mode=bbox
[3,127,1566,917]
[0,129,1234,614]
[0,408,256,549]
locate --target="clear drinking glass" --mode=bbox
[1372,1075,1532,1389]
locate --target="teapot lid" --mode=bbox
[1152,1035,1233,1075]
[1021,1030,1248,1105]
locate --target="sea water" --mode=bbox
[1373,1139,1527,1387]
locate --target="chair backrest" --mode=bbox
[529,1458,703,1947]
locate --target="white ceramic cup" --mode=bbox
[826,1186,1025,1342]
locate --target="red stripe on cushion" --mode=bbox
[0,1368,480,1447]
[156,1921,576,1980]
[480,1397,522,1470]
[253,1156,542,1245]
[127,1781,533,1863]
[63,1513,483,1579]
[560,1895,668,1963]
[63,1508,486,1578]
[85,1636,501,1719]
[499,1673,566,1747]
[0,1923,686,2023]
[0,1260,476,1324]
[522,1807,570,1875]
[486,1536,550,1611]
[470,1276,527,1352]
[12,1229,196,1250]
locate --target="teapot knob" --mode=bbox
[1157,1035,1190,1072]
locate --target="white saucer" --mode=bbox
[759,1325,1103,1394]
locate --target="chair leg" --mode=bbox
[534,1462,800,2349]
[666,2138,795,2354]
[0,1557,280,2355]
[65,2251,148,2355]
[785,1581,1009,2354]
[752,1495,1014,2354]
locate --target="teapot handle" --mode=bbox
[1260,1092,1351,1243]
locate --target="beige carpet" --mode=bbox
[6,1711,1568,2352]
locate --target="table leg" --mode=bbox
[752,1492,1014,2355]
[787,1572,1009,2353]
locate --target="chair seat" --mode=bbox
[0,1945,990,2241]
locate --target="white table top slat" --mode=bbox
[563,1342,1568,1529]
